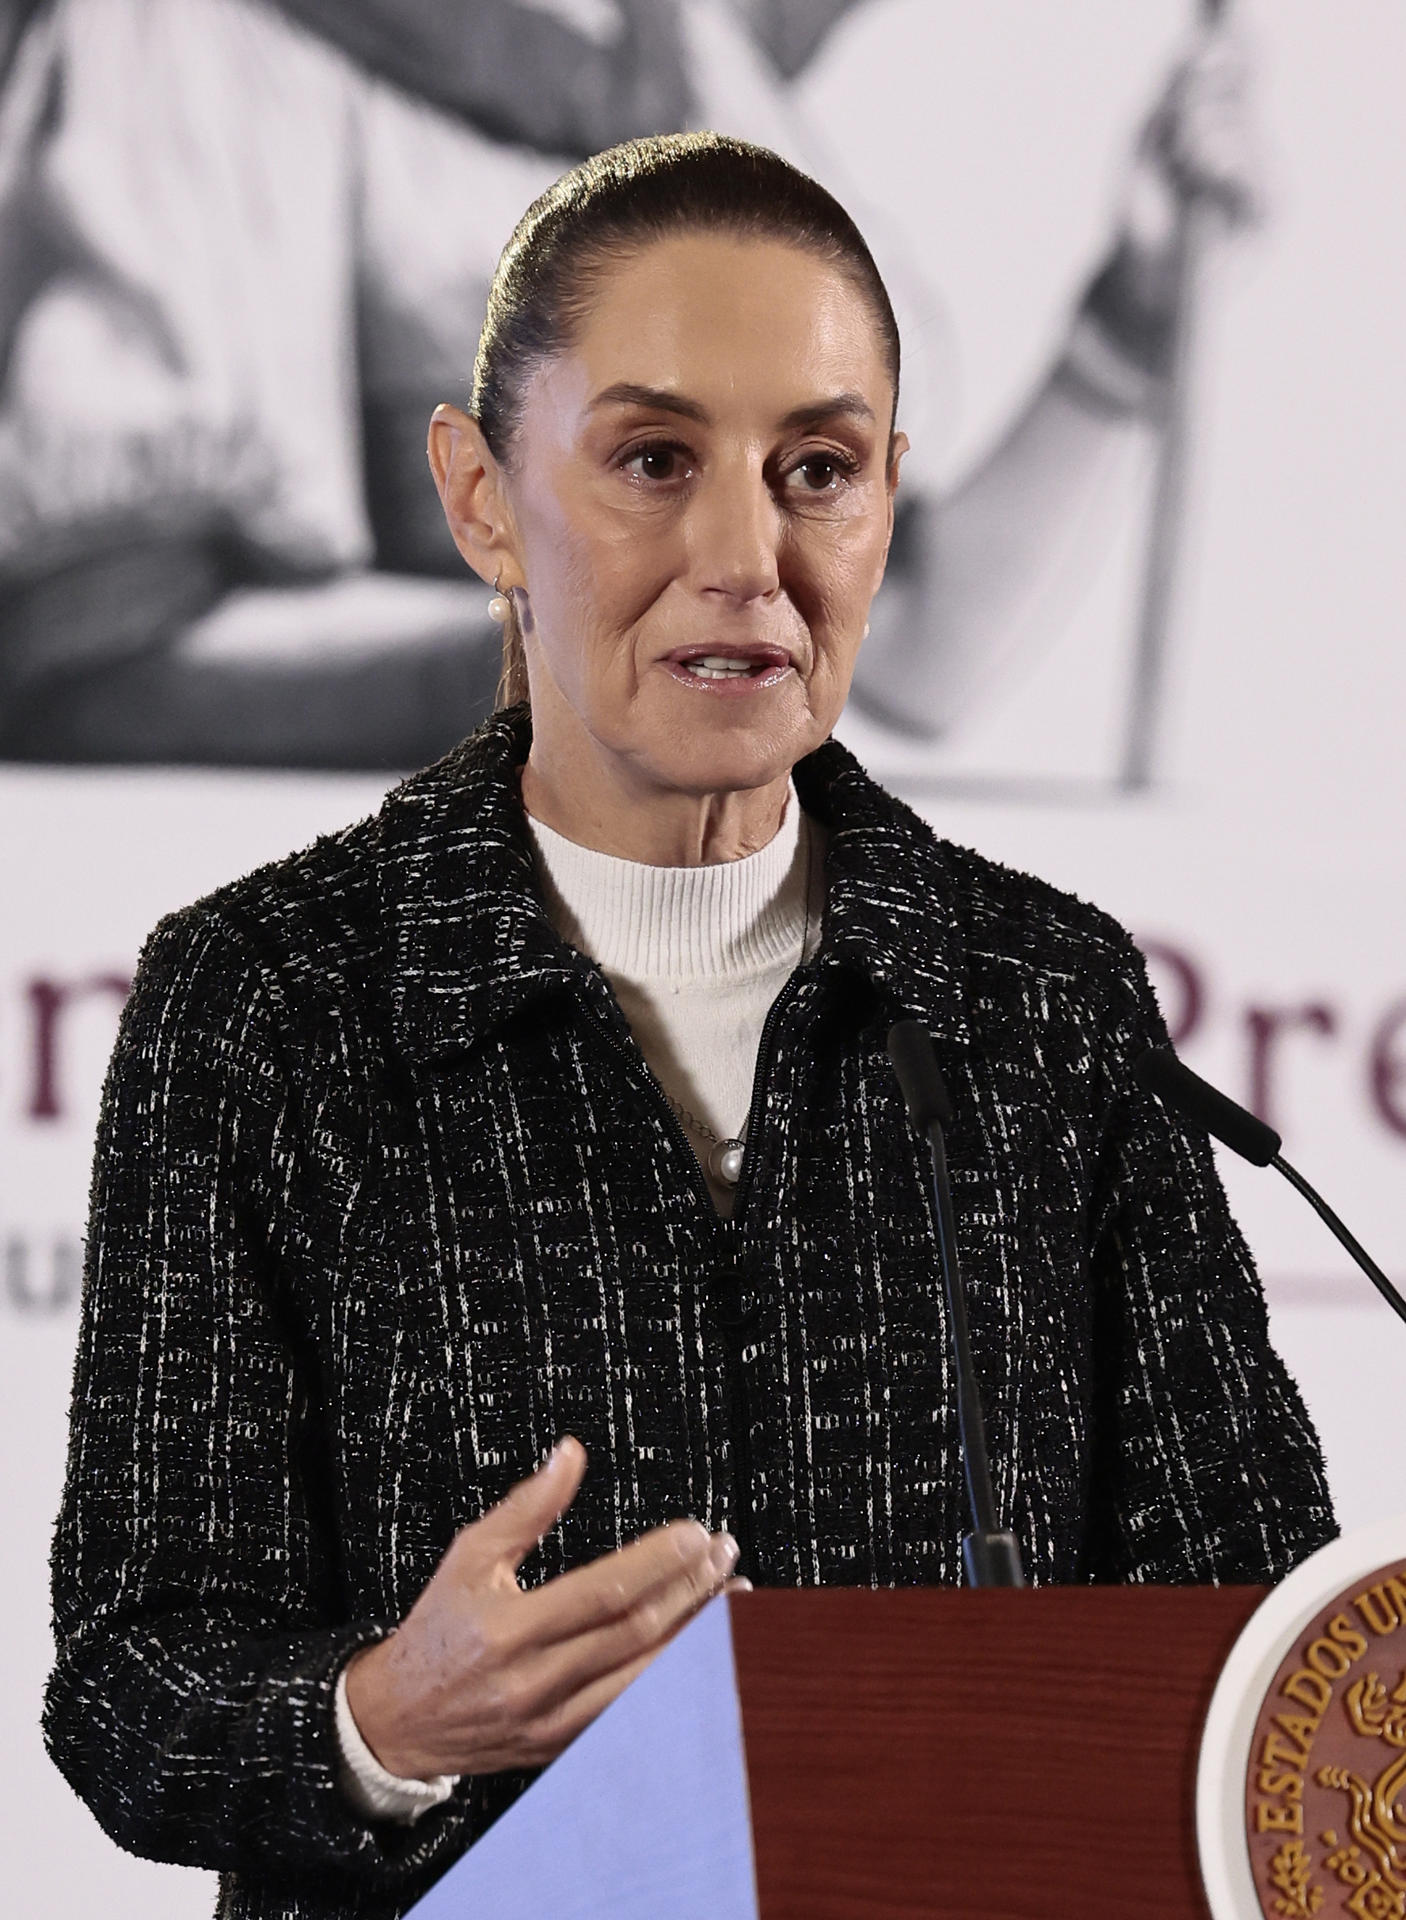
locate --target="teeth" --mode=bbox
[685,655,762,678]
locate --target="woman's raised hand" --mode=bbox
[342,1437,744,1781]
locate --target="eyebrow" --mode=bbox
[588,383,876,431]
[589,382,710,424]
[779,393,876,431]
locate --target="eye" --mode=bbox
[621,442,692,484]
[784,452,857,494]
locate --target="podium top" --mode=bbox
[420,1585,1266,1920]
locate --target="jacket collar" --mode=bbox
[376,707,582,1063]
[794,739,971,1048]
[377,705,971,1063]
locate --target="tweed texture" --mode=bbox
[45,706,1334,1918]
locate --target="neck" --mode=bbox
[520,712,792,868]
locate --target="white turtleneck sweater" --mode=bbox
[528,788,823,1210]
[335,791,825,1821]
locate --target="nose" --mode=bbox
[687,457,782,607]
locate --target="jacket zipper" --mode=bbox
[726,970,806,1221]
[575,989,719,1218]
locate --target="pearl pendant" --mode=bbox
[708,1138,746,1186]
[487,592,512,624]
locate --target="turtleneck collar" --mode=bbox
[376,704,972,1063]
[524,787,815,981]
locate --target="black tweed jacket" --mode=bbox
[45,707,1333,1919]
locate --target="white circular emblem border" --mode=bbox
[1197,1512,1406,1920]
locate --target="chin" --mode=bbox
[646,709,817,797]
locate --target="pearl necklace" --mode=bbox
[661,1091,748,1187]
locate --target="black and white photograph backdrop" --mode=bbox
[2,2,1403,1911]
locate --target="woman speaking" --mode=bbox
[45,134,1333,1919]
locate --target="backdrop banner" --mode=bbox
[2,2,1402,1912]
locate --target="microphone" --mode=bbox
[1133,1049,1406,1330]
[887,1021,1025,1588]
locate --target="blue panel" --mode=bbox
[409,1595,759,1920]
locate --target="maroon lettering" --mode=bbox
[1244,1003,1338,1135]
[26,974,131,1121]
[1369,999,1406,1139]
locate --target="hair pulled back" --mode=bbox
[470,132,901,708]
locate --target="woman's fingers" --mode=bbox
[521,1516,738,1646]
[519,1584,750,1767]
[366,1444,743,1777]
[444,1435,589,1582]
[510,1538,741,1717]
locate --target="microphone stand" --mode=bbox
[888,1022,1025,1588]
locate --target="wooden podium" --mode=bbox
[409,1586,1265,1919]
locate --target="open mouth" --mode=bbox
[664,645,794,690]
[682,654,774,680]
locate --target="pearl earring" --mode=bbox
[487,575,512,624]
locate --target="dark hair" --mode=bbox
[470,132,901,707]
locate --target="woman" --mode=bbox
[45,135,1332,1919]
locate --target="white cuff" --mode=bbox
[333,1662,458,1826]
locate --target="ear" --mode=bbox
[876,427,910,578]
[427,403,524,590]
[885,430,910,518]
